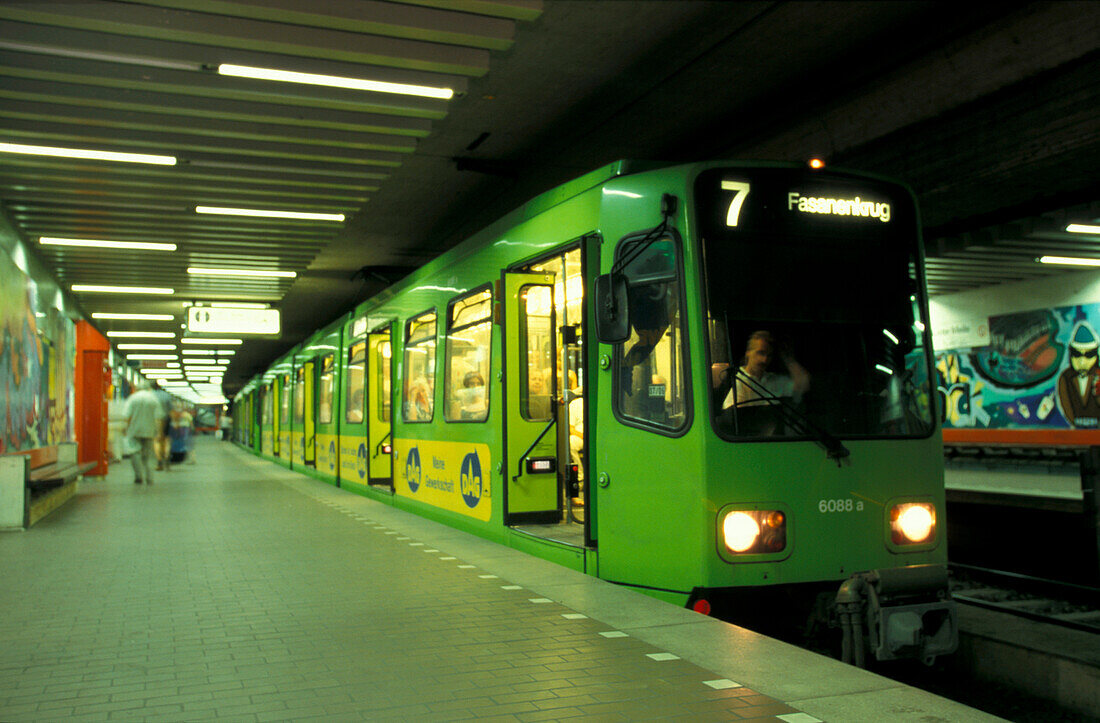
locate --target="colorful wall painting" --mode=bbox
[936,303,1100,430]
[0,248,75,453]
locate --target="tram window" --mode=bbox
[293,368,305,425]
[375,339,391,423]
[403,310,437,422]
[615,235,689,432]
[345,341,365,424]
[319,354,334,425]
[521,285,555,421]
[444,289,491,423]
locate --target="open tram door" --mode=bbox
[367,324,394,486]
[503,244,590,544]
[504,274,560,524]
[298,360,315,467]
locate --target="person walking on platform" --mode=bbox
[123,381,166,485]
[169,401,195,465]
[152,384,172,470]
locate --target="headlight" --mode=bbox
[720,509,786,554]
[890,502,935,544]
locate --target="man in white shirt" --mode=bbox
[722,330,810,409]
[124,381,166,484]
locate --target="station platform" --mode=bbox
[0,438,1000,722]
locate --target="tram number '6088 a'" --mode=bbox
[818,498,865,513]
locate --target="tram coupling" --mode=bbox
[835,563,958,667]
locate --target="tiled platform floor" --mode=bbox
[0,438,1001,722]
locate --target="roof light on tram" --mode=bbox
[808,158,826,170]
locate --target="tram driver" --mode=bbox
[715,330,809,435]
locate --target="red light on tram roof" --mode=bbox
[808,158,826,170]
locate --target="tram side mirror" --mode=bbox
[594,273,630,343]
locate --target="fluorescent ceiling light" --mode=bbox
[117,343,176,350]
[183,359,218,365]
[159,381,191,387]
[181,349,216,355]
[187,267,296,278]
[1067,224,1100,235]
[1038,255,1100,267]
[217,359,231,365]
[73,284,174,294]
[40,236,176,251]
[211,302,268,309]
[217,350,236,356]
[106,331,176,338]
[217,63,453,100]
[126,354,177,360]
[0,142,176,165]
[195,205,344,222]
[92,312,174,320]
[182,338,242,345]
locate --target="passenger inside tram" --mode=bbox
[457,370,487,419]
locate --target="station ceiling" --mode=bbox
[0,1,1098,396]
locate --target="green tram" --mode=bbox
[233,160,957,665]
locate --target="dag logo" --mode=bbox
[460,452,482,508]
[405,446,422,493]
[356,443,368,479]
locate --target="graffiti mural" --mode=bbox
[936,303,1100,430]
[0,249,75,453]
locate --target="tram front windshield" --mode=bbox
[695,168,934,441]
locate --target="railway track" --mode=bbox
[949,563,1100,634]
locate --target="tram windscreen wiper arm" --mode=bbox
[735,372,850,465]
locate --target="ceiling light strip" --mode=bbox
[40,237,177,251]
[106,331,176,338]
[1066,224,1100,235]
[187,267,297,278]
[73,284,174,294]
[217,63,454,100]
[195,205,345,222]
[1037,255,1100,267]
[0,142,176,166]
[92,313,175,320]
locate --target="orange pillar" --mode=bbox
[75,321,110,475]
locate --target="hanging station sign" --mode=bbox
[186,306,280,335]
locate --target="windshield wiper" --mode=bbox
[734,372,850,466]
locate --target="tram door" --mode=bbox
[302,360,315,466]
[367,328,393,484]
[504,274,559,523]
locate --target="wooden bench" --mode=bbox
[0,443,94,530]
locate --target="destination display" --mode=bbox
[695,167,910,239]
